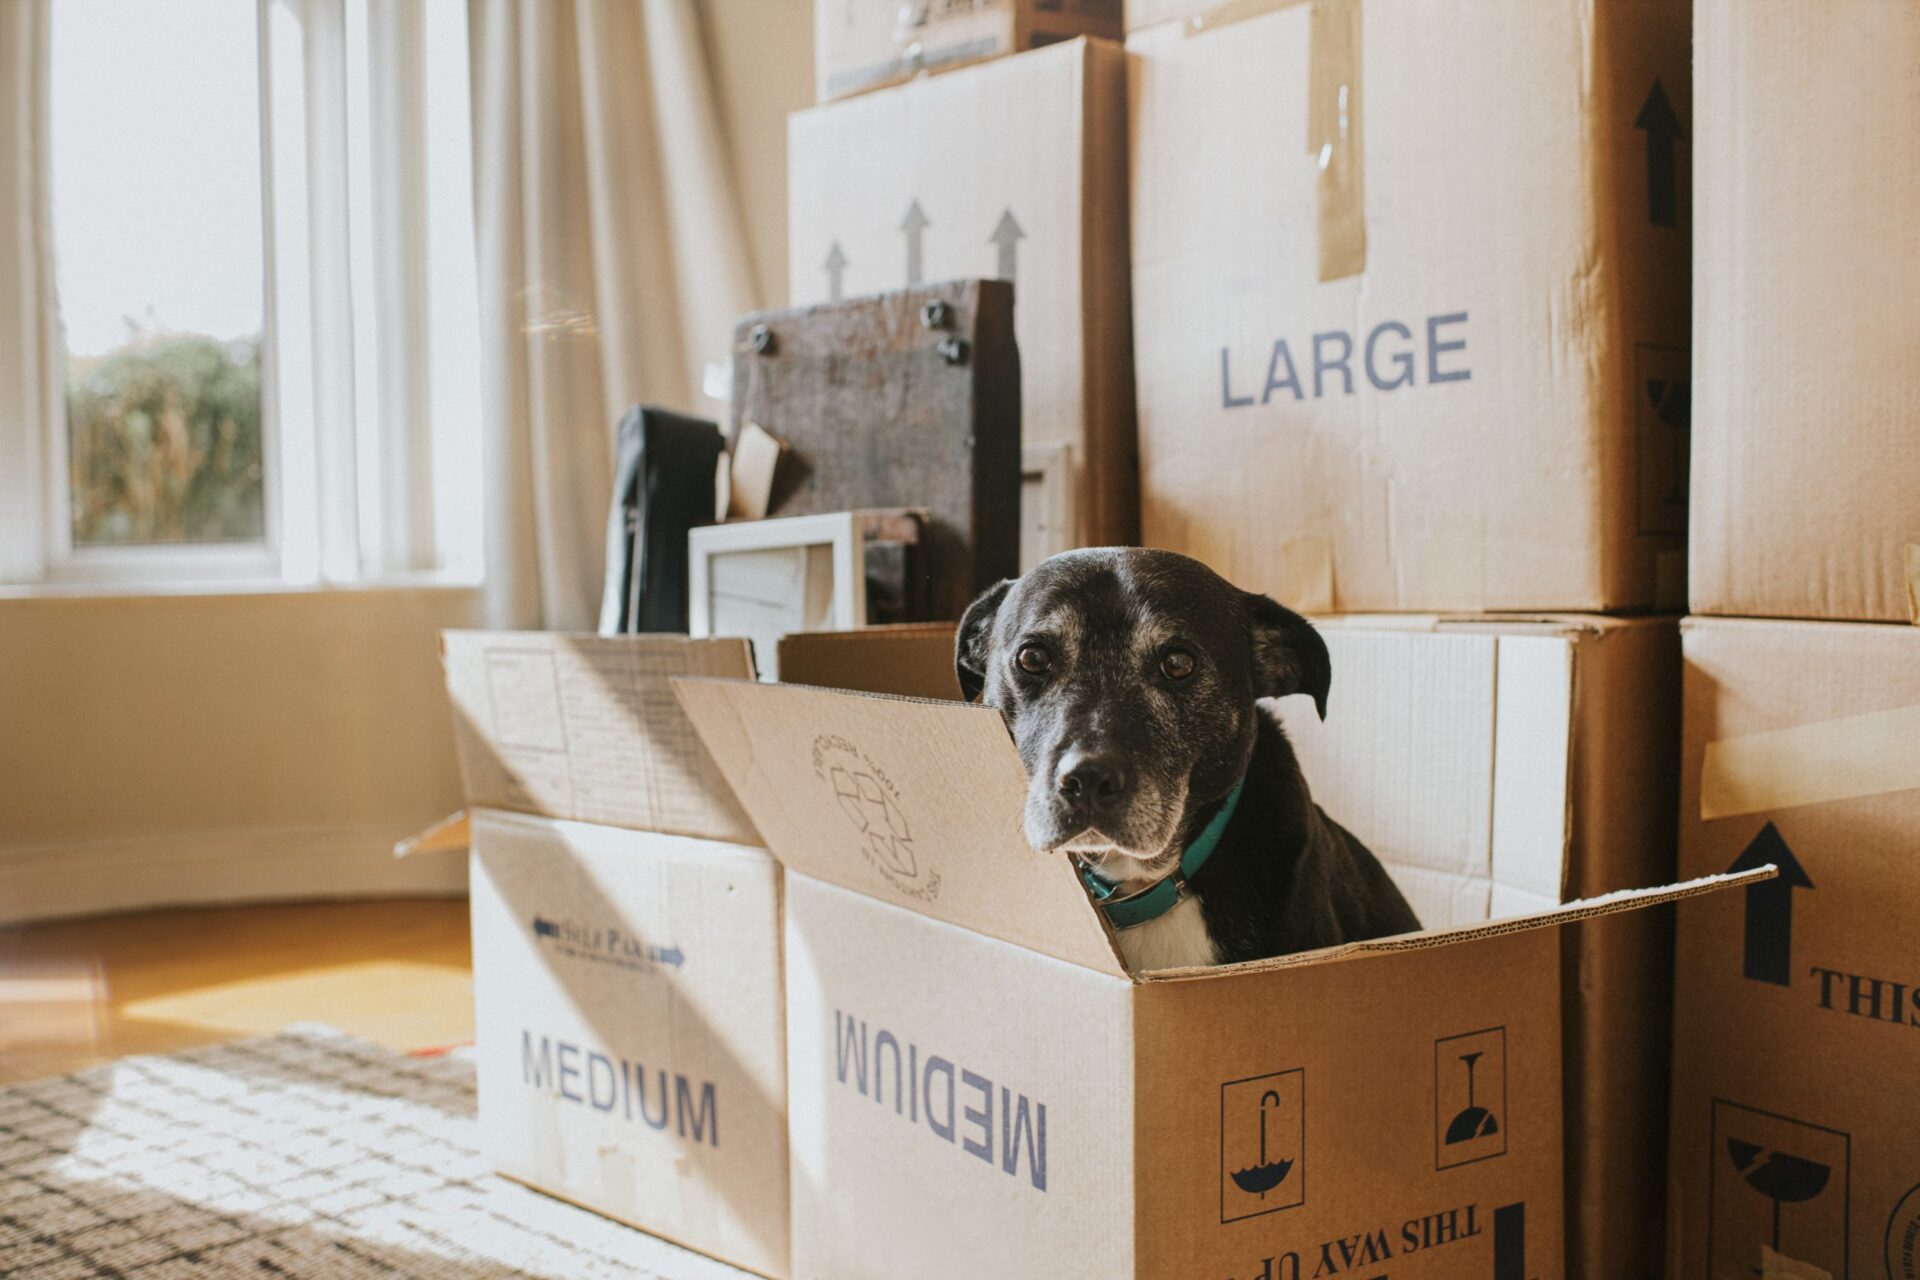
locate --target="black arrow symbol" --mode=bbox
[1492,1202,1528,1280]
[1728,821,1814,987]
[988,208,1025,282]
[901,200,929,286]
[824,241,847,301]
[1634,78,1682,228]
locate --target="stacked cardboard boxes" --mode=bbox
[1120,3,1696,1277]
[1126,0,1691,615]
[788,36,1138,567]
[673,631,1752,1280]
[1666,4,1920,1276]
[431,633,792,1279]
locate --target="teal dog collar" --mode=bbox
[1078,777,1246,931]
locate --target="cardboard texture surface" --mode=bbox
[776,624,962,702]
[468,811,788,1278]
[1669,618,1920,1280]
[442,632,757,845]
[815,0,1122,102]
[671,676,1128,978]
[1689,0,1920,623]
[788,39,1139,557]
[1128,1,1691,612]
[675,638,1752,1279]
[1293,616,1683,1280]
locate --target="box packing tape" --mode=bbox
[1905,542,1919,624]
[1701,701,1920,820]
[1178,0,1367,282]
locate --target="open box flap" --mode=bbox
[1138,864,1777,982]
[671,677,1129,979]
[442,631,758,843]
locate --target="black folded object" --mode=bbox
[598,406,723,635]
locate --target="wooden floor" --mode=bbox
[0,898,474,1085]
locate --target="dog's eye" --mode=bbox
[1015,644,1051,676]
[1160,650,1197,681]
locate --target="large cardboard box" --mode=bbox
[1668,618,1920,1280]
[1128,2,1691,612]
[789,39,1137,564]
[673,663,1756,1280]
[1688,0,1920,624]
[439,632,790,1278]
[816,0,1122,103]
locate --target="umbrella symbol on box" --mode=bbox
[1229,1089,1295,1197]
[1444,1052,1501,1145]
[1726,1140,1830,1268]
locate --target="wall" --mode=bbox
[0,587,479,924]
[700,0,815,308]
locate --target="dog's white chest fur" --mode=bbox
[1113,893,1219,973]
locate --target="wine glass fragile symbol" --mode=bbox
[1445,1052,1499,1145]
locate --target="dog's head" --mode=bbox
[955,548,1329,882]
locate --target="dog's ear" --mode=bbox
[1244,591,1331,718]
[954,578,1015,703]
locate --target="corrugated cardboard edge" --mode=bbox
[1700,699,1920,819]
[393,811,470,859]
[1137,866,1772,983]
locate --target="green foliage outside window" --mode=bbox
[66,332,265,547]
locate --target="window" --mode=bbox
[13,0,481,589]
[51,0,269,565]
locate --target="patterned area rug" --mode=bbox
[0,1027,753,1278]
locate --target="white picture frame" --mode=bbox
[688,512,869,679]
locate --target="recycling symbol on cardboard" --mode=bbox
[830,762,918,879]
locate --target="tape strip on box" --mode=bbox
[1700,701,1920,820]
[1180,0,1367,282]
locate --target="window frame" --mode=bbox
[37,0,283,587]
[15,0,475,595]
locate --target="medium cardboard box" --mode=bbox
[1688,0,1920,624]
[816,0,1122,103]
[672,663,1757,1280]
[1668,618,1920,1280]
[777,614,1681,1276]
[788,38,1138,563]
[1128,2,1691,612]
[438,632,790,1278]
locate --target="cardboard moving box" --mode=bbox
[1303,615,1681,1280]
[1128,2,1690,612]
[436,632,789,1279]
[816,0,1122,103]
[789,38,1137,564]
[777,614,1680,1277]
[673,664,1758,1280]
[1689,0,1920,623]
[1668,618,1920,1280]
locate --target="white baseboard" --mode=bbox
[0,821,469,927]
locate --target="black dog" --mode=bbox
[955,548,1419,971]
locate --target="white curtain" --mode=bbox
[468,0,759,630]
[0,0,55,581]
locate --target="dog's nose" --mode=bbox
[1056,751,1130,815]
